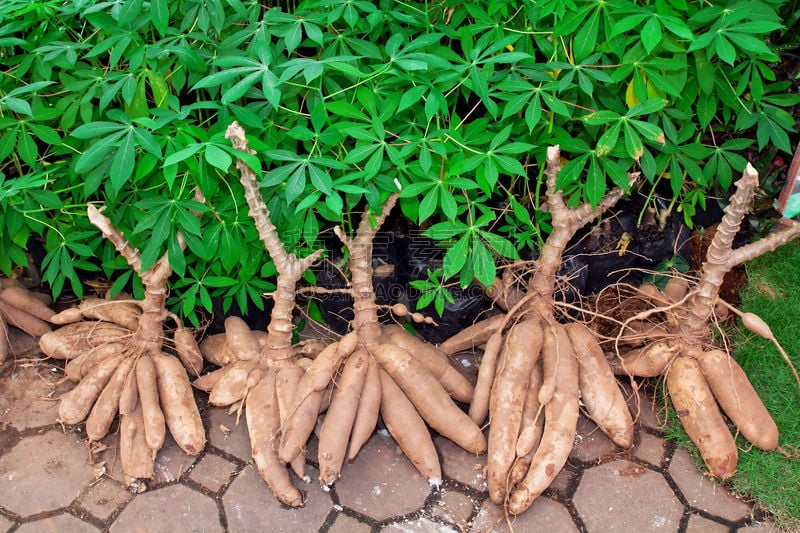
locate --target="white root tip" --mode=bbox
[302,475,311,484]
[428,477,442,490]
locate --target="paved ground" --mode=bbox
[0,328,784,532]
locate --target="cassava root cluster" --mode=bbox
[603,165,800,479]
[440,146,637,514]
[38,203,206,485]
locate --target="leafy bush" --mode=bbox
[0,0,796,323]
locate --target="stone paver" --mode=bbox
[574,460,684,531]
[0,344,780,533]
[110,484,221,533]
[16,513,99,532]
[669,448,750,522]
[204,408,251,461]
[633,430,666,466]
[336,432,430,521]
[0,429,95,517]
[623,383,665,430]
[435,436,487,491]
[223,465,331,531]
[152,434,198,483]
[382,517,458,532]
[188,453,237,493]
[471,498,578,533]
[686,513,729,532]
[5,328,40,356]
[429,489,473,528]
[327,513,372,533]
[0,363,70,431]
[77,477,134,521]
[549,464,578,496]
[571,416,617,463]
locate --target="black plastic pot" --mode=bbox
[634,203,692,272]
[571,211,641,295]
[397,231,492,344]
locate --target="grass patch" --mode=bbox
[665,240,800,529]
[728,240,800,528]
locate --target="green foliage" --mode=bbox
[0,0,796,320]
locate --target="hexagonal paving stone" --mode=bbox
[571,416,617,463]
[470,498,578,533]
[7,327,40,356]
[109,484,221,533]
[382,517,458,532]
[686,513,729,532]
[0,514,14,532]
[152,433,198,483]
[76,477,133,521]
[633,430,666,467]
[622,384,666,431]
[435,435,487,491]
[668,448,749,522]
[0,430,95,517]
[16,513,99,532]
[205,408,251,461]
[223,465,331,531]
[336,432,431,521]
[327,513,372,533]
[548,463,578,496]
[188,453,237,493]
[429,489,474,528]
[0,362,71,431]
[573,460,684,531]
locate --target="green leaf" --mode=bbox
[221,71,262,105]
[443,235,469,279]
[471,238,496,288]
[76,133,123,173]
[72,122,125,139]
[28,123,61,145]
[308,164,333,195]
[573,10,600,62]
[110,132,135,193]
[150,0,169,35]
[117,0,143,26]
[163,144,202,167]
[623,122,644,161]
[715,35,736,66]
[694,50,715,95]
[696,93,716,128]
[596,122,621,157]
[640,17,662,54]
[419,188,439,223]
[398,85,427,112]
[168,234,186,278]
[17,131,38,168]
[326,101,370,121]
[585,156,605,207]
[4,98,32,116]
[285,166,306,204]
[205,144,232,171]
[479,231,519,260]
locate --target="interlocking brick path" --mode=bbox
[0,335,782,532]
